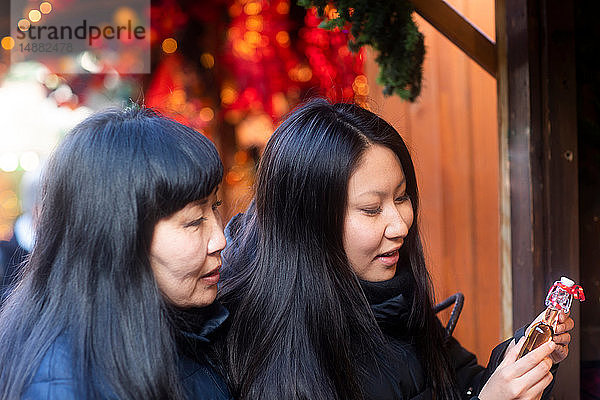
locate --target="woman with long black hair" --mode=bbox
[0,107,231,399]
[220,98,574,400]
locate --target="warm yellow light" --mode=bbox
[328,8,339,20]
[40,2,52,14]
[233,40,254,59]
[275,31,289,46]
[225,170,242,185]
[297,66,312,82]
[18,18,31,31]
[0,224,11,241]
[221,86,238,105]
[229,3,242,17]
[276,1,290,14]
[161,38,177,54]
[244,2,262,16]
[1,36,15,50]
[1,191,19,216]
[353,75,369,96]
[29,9,42,22]
[272,92,288,117]
[227,27,241,40]
[234,150,248,165]
[354,85,369,96]
[168,89,186,108]
[114,7,137,27]
[245,16,263,31]
[354,75,367,86]
[224,110,243,125]
[199,107,215,122]
[288,68,297,81]
[200,53,214,69]
[244,31,261,46]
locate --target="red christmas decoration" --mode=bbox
[146,0,366,128]
[221,0,364,119]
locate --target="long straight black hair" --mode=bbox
[220,98,460,399]
[0,107,223,399]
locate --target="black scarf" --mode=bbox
[359,266,416,338]
[168,301,229,362]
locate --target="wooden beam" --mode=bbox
[410,0,497,78]
[495,0,513,340]
[497,0,580,397]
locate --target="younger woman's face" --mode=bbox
[343,144,414,282]
[149,190,226,308]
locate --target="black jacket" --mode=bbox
[222,213,557,400]
[360,275,523,400]
[22,302,233,400]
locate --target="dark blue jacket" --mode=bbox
[0,234,29,303]
[22,303,233,400]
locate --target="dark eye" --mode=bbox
[395,195,410,204]
[184,217,207,228]
[212,199,223,211]
[362,207,382,216]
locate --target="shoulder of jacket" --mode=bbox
[179,354,232,400]
[30,335,76,384]
[23,336,78,399]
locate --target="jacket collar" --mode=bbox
[360,268,414,335]
[170,301,229,344]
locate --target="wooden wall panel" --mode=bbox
[365,0,500,363]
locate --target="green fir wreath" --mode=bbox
[298,0,425,101]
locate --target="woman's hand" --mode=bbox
[549,311,574,364]
[478,337,555,400]
[525,309,574,364]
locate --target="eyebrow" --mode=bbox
[355,179,406,198]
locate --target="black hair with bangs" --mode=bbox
[0,106,223,399]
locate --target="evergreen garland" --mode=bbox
[298,0,425,101]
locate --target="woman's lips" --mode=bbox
[200,266,220,285]
[376,250,399,267]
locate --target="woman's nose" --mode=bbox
[384,206,412,240]
[208,217,227,255]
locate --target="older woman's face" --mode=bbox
[149,191,226,307]
[343,145,414,282]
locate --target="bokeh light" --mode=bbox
[161,38,177,54]
[275,31,289,47]
[20,151,40,171]
[199,107,215,122]
[0,154,19,172]
[276,1,290,14]
[221,86,238,105]
[29,10,42,23]
[244,2,262,16]
[114,7,137,27]
[246,16,263,31]
[1,37,15,50]
[200,53,215,69]
[352,75,369,96]
[40,2,52,14]
[18,19,31,31]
